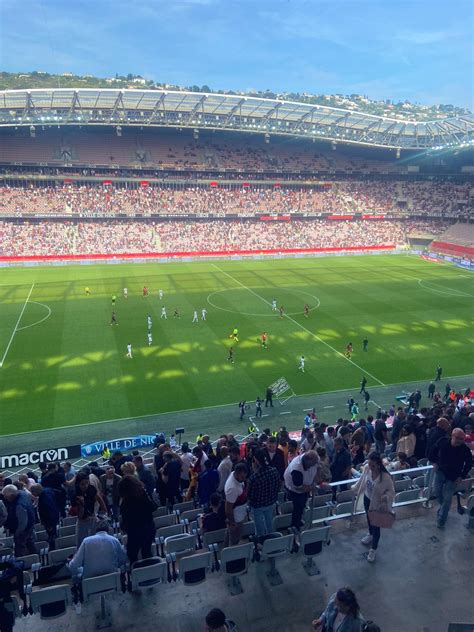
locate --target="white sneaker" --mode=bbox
[367,548,376,563]
[360,534,373,546]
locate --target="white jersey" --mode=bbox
[298,356,305,371]
[123,288,128,298]
[127,344,132,357]
[201,309,207,320]
[272,300,277,311]
[160,307,167,319]
[159,290,164,300]
[147,332,152,345]
[147,317,152,329]
[192,311,198,322]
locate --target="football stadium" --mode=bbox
[1,6,473,631]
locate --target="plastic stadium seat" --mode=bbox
[55,535,76,549]
[394,489,421,505]
[61,517,78,527]
[173,501,195,515]
[241,521,256,539]
[29,585,71,620]
[16,554,41,570]
[334,502,354,517]
[82,571,121,627]
[307,494,333,509]
[164,534,196,558]
[130,557,167,591]
[413,476,426,490]
[58,525,76,538]
[153,514,176,530]
[394,479,412,492]
[156,524,185,556]
[304,505,332,527]
[299,526,331,576]
[178,551,211,585]
[272,514,293,532]
[220,543,253,595]
[336,490,353,504]
[260,533,294,586]
[202,528,227,549]
[152,506,168,518]
[278,501,294,515]
[179,508,203,524]
[48,546,77,565]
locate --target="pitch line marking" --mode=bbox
[417,278,474,298]
[212,263,385,386]
[16,302,52,331]
[0,283,35,368]
[207,287,320,317]
[1,372,472,439]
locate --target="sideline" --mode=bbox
[0,283,35,368]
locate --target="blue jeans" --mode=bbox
[434,470,457,525]
[251,504,275,537]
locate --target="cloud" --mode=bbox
[395,29,454,45]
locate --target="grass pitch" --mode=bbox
[0,254,472,435]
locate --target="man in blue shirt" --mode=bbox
[68,519,127,579]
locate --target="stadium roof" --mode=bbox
[1,88,473,150]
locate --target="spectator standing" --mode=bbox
[330,437,352,490]
[430,428,472,529]
[352,452,395,563]
[263,436,285,480]
[71,471,107,546]
[119,475,156,563]
[217,446,232,492]
[30,484,62,549]
[133,455,156,498]
[179,443,195,491]
[283,450,319,530]
[201,493,227,533]
[390,409,406,452]
[68,518,126,580]
[2,485,36,557]
[396,425,416,458]
[161,452,182,507]
[374,415,389,455]
[198,460,219,508]
[265,386,273,407]
[224,463,248,546]
[99,467,122,521]
[312,587,365,631]
[41,462,67,517]
[247,449,280,538]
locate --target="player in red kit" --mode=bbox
[261,332,268,349]
[345,342,353,358]
[143,286,149,297]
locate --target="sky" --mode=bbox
[0,0,473,108]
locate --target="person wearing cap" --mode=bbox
[68,518,126,580]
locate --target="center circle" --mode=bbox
[206,288,321,316]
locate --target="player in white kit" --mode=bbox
[147,315,152,330]
[201,308,207,321]
[147,332,152,346]
[272,299,277,311]
[160,307,167,319]
[123,287,128,299]
[127,343,133,358]
[192,310,199,323]
[298,355,305,372]
[159,289,164,300]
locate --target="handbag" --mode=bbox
[368,509,395,528]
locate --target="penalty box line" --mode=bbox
[212,264,385,386]
[0,283,35,368]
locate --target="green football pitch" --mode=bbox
[0,254,472,436]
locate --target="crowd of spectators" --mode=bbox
[0,218,449,257]
[0,181,472,218]
[0,381,472,629]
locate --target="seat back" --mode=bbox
[173,501,195,514]
[154,514,176,529]
[48,546,77,565]
[457,478,473,493]
[334,501,353,516]
[300,526,330,557]
[152,506,168,518]
[34,541,50,555]
[417,458,428,467]
[307,494,333,509]
[55,535,76,549]
[202,528,227,548]
[61,516,77,527]
[305,505,331,525]
[413,476,426,489]
[35,531,48,543]
[262,533,293,558]
[16,554,40,570]
[156,524,185,541]
[278,501,294,515]
[272,514,293,532]
[180,508,203,523]
[58,525,76,538]
[335,490,353,503]
[220,543,253,576]
[178,551,211,585]
[164,534,196,557]
[131,558,167,591]
[82,571,121,601]
[394,489,421,504]
[30,585,70,619]
[394,479,412,492]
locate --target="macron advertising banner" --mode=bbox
[0,445,81,470]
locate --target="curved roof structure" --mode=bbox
[1,88,473,150]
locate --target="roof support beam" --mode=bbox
[146,92,167,125]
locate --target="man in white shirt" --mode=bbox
[68,519,127,579]
[283,450,319,530]
[224,463,248,546]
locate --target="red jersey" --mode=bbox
[143,287,149,296]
